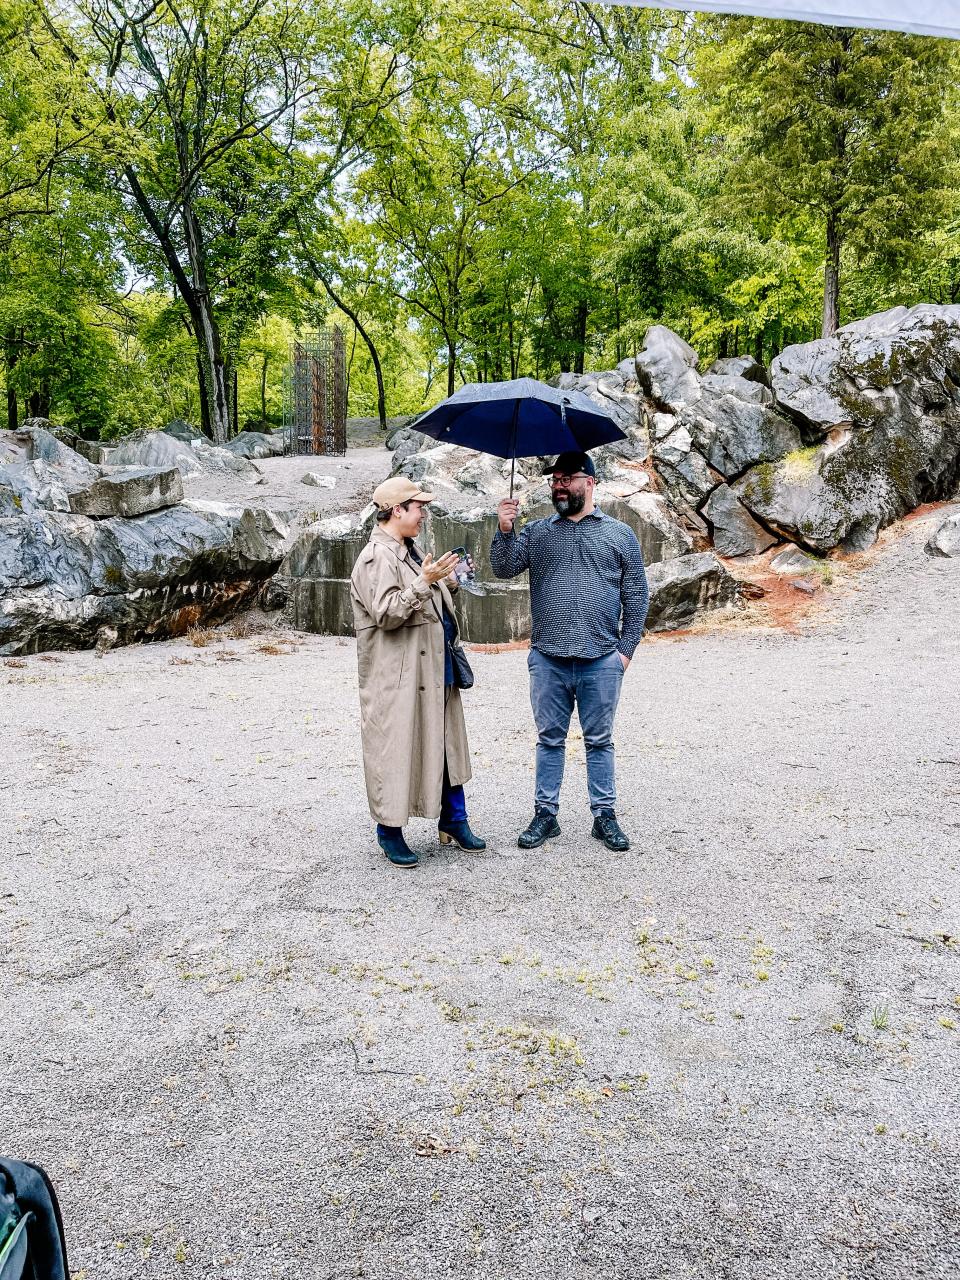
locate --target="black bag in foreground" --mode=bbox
[0,1160,69,1280]
[450,642,474,690]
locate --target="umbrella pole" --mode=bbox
[508,399,519,500]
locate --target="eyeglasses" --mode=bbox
[550,473,588,487]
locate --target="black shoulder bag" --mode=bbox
[450,641,474,690]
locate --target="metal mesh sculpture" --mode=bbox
[284,329,347,456]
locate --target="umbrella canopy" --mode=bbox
[413,377,626,461]
[600,2,960,40]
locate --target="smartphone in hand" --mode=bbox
[448,546,484,595]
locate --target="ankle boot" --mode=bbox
[377,829,418,867]
[438,819,487,851]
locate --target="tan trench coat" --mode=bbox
[350,526,472,826]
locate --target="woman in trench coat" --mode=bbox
[350,476,486,867]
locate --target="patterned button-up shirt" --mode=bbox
[490,509,649,659]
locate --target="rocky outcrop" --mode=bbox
[102,428,264,482]
[222,430,285,460]
[925,511,960,557]
[0,425,287,654]
[645,553,739,632]
[702,484,777,558]
[731,306,960,552]
[277,504,540,644]
[1,501,287,655]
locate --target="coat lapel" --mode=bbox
[369,527,444,623]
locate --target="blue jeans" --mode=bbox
[377,763,466,840]
[528,649,625,817]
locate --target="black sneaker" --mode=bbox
[591,810,630,852]
[518,809,561,849]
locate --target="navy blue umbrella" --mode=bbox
[412,377,626,496]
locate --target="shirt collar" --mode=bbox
[371,526,411,559]
[549,508,606,524]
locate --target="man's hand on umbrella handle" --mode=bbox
[497,499,520,533]
[422,551,459,585]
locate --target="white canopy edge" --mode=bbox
[597,1,960,40]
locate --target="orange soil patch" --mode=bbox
[902,498,953,524]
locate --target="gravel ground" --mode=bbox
[1,503,959,1280]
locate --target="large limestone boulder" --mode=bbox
[278,503,542,643]
[731,306,960,551]
[222,430,285,460]
[0,501,288,655]
[0,426,183,520]
[69,466,184,518]
[102,429,205,476]
[0,425,185,520]
[705,355,770,386]
[632,326,701,411]
[103,429,263,482]
[644,552,738,632]
[1,457,185,519]
[0,459,75,514]
[0,423,101,482]
[18,418,103,463]
[688,396,801,479]
[702,484,777,558]
[162,419,203,442]
[925,511,960,557]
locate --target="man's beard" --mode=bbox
[552,489,585,517]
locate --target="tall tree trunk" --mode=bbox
[27,384,50,418]
[260,356,268,425]
[573,301,589,376]
[446,339,457,397]
[122,166,229,441]
[196,356,211,438]
[5,328,17,430]
[182,202,230,443]
[614,284,622,364]
[822,214,841,337]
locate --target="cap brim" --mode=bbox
[541,459,594,476]
[412,489,435,503]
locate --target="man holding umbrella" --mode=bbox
[491,451,648,851]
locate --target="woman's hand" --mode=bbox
[421,551,460,585]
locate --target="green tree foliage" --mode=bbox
[2,4,959,439]
[696,19,959,335]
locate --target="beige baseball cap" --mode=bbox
[371,476,436,510]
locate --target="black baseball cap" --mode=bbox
[542,450,596,478]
